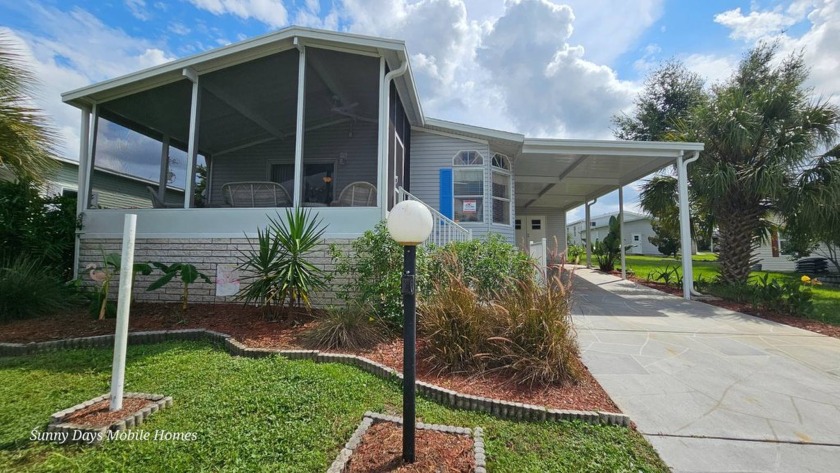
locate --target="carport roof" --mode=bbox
[515,139,704,211]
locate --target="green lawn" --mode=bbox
[0,342,667,472]
[622,254,840,324]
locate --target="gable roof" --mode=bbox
[62,26,424,126]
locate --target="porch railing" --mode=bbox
[396,187,472,246]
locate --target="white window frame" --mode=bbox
[452,150,485,223]
[491,153,512,225]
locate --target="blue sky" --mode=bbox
[2,0,837,220]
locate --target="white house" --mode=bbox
[61,26,704,303]
[567,211,664,255]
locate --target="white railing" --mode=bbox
[396,187,472,246]
[529,237,548,282]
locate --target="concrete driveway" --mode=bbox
[572,268,840,473]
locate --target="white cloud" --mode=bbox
[714,6,800,41]
[187,0,288,28]
[1,5,175,160]
[168,22,191,35]
[125,0,151,21]
[681,53,738,86]
[477,0,635,138]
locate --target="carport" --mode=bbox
[513,138,705,300]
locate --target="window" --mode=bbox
[591,222,597,227]
[515,219,521,230]
[531,219,541,230]
[633,234,640,242]
[491,153,511,225]
[453,151,484,222]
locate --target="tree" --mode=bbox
[648,219,680,258]
[0,34,57,181]
[612,60,705,141]
[677,44,840,285]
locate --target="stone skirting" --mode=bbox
[78,237,353,307]
[1,330,631,428]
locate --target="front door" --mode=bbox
[515,215,547,250]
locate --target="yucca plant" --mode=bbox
[237,208,328,315]
[270,208,327,309]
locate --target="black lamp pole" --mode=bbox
[401,244,417,463]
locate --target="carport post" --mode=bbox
[584,200,592,268]
[677,151,700,300]
[619,186,626,280]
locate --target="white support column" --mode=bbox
[158,136,170,201]
[293,41,307,208]
[619,185,626,280]
[377,57,387,218]
[82,104,99,211]
[677,154,692,300]
[585,201,592,268]
[73,107,91,279]
[184,69,201,208]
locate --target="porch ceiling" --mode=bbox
[514,139,704,211]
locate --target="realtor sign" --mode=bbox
[462,200,477,213]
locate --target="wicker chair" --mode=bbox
[332,181,377,207]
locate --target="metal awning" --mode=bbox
[514,138,704,211]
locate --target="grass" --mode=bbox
[623,254,840,324]
[0,342,668,472]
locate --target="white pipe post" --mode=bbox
[619,185,626,280]
[585,201,592,268]
[677,154,692,300]
[109,214,137,411]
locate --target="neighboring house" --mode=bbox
[61,26,702,304]
[1,157,184,208]
[754,229,838,273]
[567,211,663,255]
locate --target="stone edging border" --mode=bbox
[47,392,172,444]
[327,412,486,473]
[1,329,630,428]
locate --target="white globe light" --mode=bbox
[387,200,434,245]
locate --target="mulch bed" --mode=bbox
[629,277,840,339]
[63,398,152,429]
[0,304,620,413]
[346,422,474,473]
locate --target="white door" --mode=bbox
[631,234,643,254]
[515,215,547,250]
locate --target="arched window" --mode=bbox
[452,151,484,222]
[491,153,512,225]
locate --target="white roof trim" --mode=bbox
[522,138,704,158]
[423,118,525,144]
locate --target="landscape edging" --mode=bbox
[0,329,630,428]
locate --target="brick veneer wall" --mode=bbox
[78,238,354,307]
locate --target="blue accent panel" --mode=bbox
[439,168,453,219]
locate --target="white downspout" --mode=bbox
[585,198,597,268]
[378,59,409,217]
[678,151,700,299]
[619,185,626,280]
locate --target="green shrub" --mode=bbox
[238,209,328,314]
[647,264,683,287]
[420,254,580,387]
[749,274,815,316]
[426,234,533,298]
[0,256,78,321]
[329,222,420,328]
[302,304,388,350]
[565,243,585,265]
[0,179,80,279]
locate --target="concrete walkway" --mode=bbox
[572,268,840,473]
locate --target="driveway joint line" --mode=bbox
[641,432,840,448]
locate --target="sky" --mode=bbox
[2,0,838,220]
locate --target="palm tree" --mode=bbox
[0,33,57,181]
[677,44,840,285]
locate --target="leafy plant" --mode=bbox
[565,243,585,265]
[593,216,632,272]
[0,256,79,321]
[647,264,682,288]
[749,273,815,316]
[238,208,328,314]
[329,221,412,327]
[301,304,388,350]
[85,251,152,319]
[147,263,211,313]
[0,179,80,279]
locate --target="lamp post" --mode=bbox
[386,200,433,463]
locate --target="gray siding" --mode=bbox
[410,129,516,243]
[209,120,378,207]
